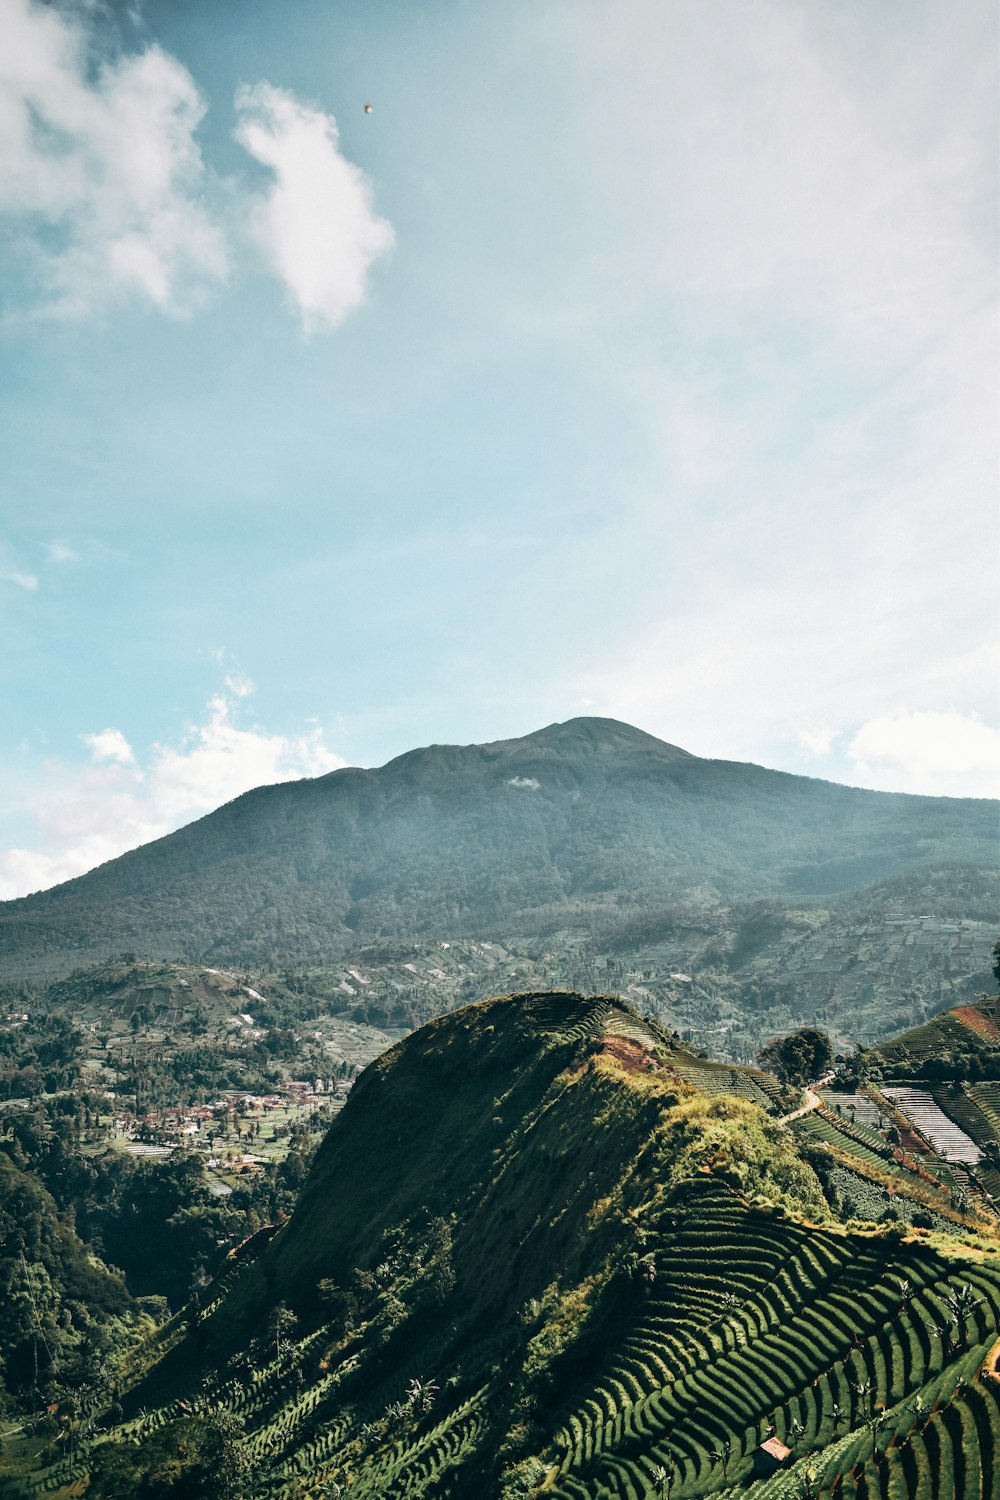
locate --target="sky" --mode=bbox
[0,0,997,899]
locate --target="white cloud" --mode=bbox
[562,0,995,354]
[0,691,347,898]
[1,569,38,590]
[573,565,1000,792]
[798,727,836,759]
[507,776,540,790]
[0,0,227,316]
[846,711,1000,799]
[84,728,135,766]
[224,670,254,699]
[47,539,76,563]
[552,0,998,793]
[0,4,393,328]
[233,82,395,332]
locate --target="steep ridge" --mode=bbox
[8,993,998,1499]
[0,717,994,976]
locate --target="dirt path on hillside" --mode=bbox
[779,1088,822,1125]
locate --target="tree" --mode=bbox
[317,1277,352,1336]
[653,1464,673,1497]
[863,1405,887,1459]
[944,1283,984,1349]
[203,1407,250,1500]
[710,1436,733,1479]
[757,1028,833,1086]
[267,1302,298,1361]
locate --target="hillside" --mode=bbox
[23,883,995,1100]
[0,1153,138,1407]
[0,717,994,978]
[870,995,1000,1079]
[6,992,999,1499]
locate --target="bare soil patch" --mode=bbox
[601,1034,652,1074]
[951,1005,1000,1042]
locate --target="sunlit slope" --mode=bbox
[9,992,998,1500]
[0,716,995,976]
[871,995,1000,1075]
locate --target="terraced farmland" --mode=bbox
[971,1082,1000,1130]
[522,990,784,1112]
[871,995,1000,1077]
[5,992,999,1500]
[794,1108,893,1173]
[15,1179,998,1500]
[927,1087,996,1155]
[788,1103,967,1219]
[819,1092,886,1130]
[542,1180,1000,1499]
[883,1087,983,1165]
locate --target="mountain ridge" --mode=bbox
[0,717,994,978]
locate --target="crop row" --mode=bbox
[545,1180,1000,1498]
[668,1061,773,1111]
[795,1112,890,1173]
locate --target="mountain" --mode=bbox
[6,992,998,1499]
[0,717,995,977]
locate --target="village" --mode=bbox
[103,1076,355,1189]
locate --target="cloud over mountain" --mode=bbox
[0,688,345,899]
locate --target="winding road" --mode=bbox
[778,1072,836,1125]
[779,1087,822,1125]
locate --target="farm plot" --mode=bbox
[544,1176,1000,1500]
[823,1163,954,1233]
[972,1082,1000,1132]
[929,1086,999,1154]
[818,1092,885,1130]
[669,1060,776,1112]
[951,1003,1000,1042]
[882,1086,982,1164]
[793,1110,891,1174]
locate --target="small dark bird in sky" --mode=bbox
[363,103,373,114]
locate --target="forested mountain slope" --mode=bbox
[6,992,998,1500]
[1,717,994,976]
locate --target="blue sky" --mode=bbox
[0,0,997,896]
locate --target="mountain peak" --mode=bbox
[519,715,695,758]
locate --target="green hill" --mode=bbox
[0,717,994,979]
[7,992,998,1499]
[869,995,1000,1079]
